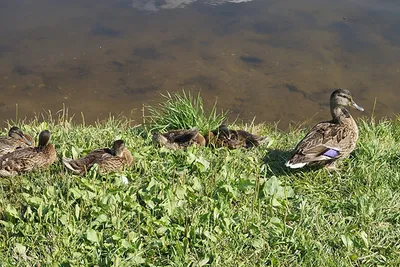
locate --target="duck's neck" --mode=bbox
[331,106,351,123]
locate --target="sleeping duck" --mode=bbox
[206,125,268,149]
[152,128,206,149]
[62,140,133,175]
[0,126,34,157]
[0,130,57,177]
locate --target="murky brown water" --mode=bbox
[1,0,399,127]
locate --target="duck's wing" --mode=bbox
[0,148,41,175]
[63,148,112,174]
[286,122,351,168]
[236,130,269,148]
[167,129,199,143]
[207,126,241,148]
[0,134,35,157]
[0,137,18,157]
[65,148,133,174]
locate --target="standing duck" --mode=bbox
[152,128,206,149]
[285,88,364,169]
[0,126,34,157]
[206,125,268,149]
[62,140,133,175]
[0,130,57,177]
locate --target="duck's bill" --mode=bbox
[21,135,32,146]
[352,101,364,111]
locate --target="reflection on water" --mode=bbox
[0,0,399,127]
[131,0,254,12]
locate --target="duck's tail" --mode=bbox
[255,135,270,145]
[246,134,270,148]
[285,160,307,169]
[62,158,82,174]
[0,169,17,177]
[285,154,307,169]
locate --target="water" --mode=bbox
[1,0,399,127]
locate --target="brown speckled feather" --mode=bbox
[286,89,363,168]
[63,141,133,175]
[288,118,358,166]
[0,130,56,177]
[0,129,34,157]
[153,128,206,149]
[206,125,268,149]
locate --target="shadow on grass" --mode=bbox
[263,149,322,176]
[263,149,292,176]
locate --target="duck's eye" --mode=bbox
[338,94,351,101]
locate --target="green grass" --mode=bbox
[146,91,227,133]
[0,98,399,266]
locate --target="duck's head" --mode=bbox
[111,140,125,157]
[330,89,364,111]
[9,126,33,146]
[38,130,51,148]
[152,133,167,146]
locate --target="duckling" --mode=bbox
[152,128,206,149]
[0,126,34,157]
[62,140,133,175]
[0,130,57,177]
[285,88,364,169]
[206,125,268,149]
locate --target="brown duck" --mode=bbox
[62,140,133,175]
[285,88,364,169]
[206,125,268,149]
[0,130,57,177]
[0,126,34,157]
[152,128,206,149]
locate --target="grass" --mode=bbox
[0,94,399,266]
[146,91,227,133]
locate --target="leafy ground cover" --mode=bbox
[0,94,399,266]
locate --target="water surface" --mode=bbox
[1,0,399,127]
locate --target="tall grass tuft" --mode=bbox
[146,91,227,133]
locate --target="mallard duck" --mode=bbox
[285,88,364,169]
[152,128,206,149]
[62,140,133,175]
[0,130,57,177]
[0,126,34,157]
[206,125,268,149]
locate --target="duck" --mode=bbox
[152,128,206,149]
[206,125,268,149]
[0,130,57,177]
[285,88,364,169]
[62,140,133,175]
[0,126,34,157]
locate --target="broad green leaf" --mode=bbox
[264,176,279,195]
[71,146,80,159]
[121,239,131,249]
[197,257,210,267]
[252,238,265,249]
[0,220,14,229]
[86,229,99,244]
[13,243,27,259]
[46,186,55,197]
[69,188,83,200]
[359,231,369,248]
[175,185,187,199]
[59,214,68,226]
[22,193,43,208]
[341,235,354,251]
[5,205,20,220]
[192,177,202,192]
[127,254,145,264]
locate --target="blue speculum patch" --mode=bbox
[322,149,339,158]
